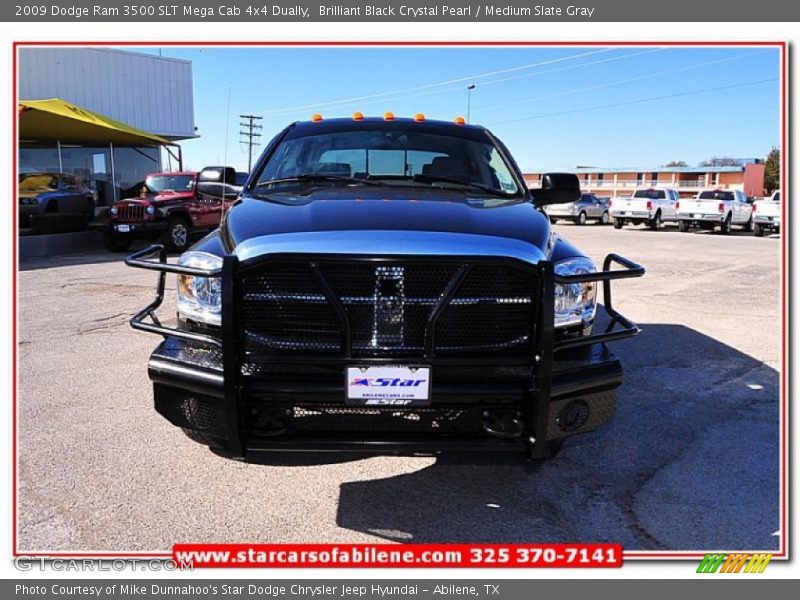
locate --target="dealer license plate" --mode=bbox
[115,224,131,233]
[346,365,431,406]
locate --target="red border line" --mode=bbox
[12,39,788,562]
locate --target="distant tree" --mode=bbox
[764,147,780,194]
[699,156,741,167]
[664,160,688,167]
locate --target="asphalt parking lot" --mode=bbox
[18,223,781,552]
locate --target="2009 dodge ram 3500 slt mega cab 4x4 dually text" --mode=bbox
[125,115,644,460]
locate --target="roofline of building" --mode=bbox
[524,165,759,175]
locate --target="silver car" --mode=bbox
[544,193,610,225]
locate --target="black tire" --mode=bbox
[649,211,662,231]
[181,428,224,449]
[104,234,133,253]
[753,222,765,237]
[743,217,753,232]
[549,217,557,225]
[163,216,192,253]
[613,217,624,229]
[720,214,732,235]
[577,211,587,226]
[599,211,610,225]
[678,220,690,232]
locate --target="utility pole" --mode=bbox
[239,114,263,172]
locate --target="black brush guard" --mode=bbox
[126,245,644,459]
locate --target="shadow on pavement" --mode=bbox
[333,323,779,550]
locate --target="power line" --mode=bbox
[486,77,778,126]
[287,48,666,117]
[476,49,768,112]
[254,48,614,116]
[239,114,263,172]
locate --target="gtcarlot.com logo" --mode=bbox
[696,553,772,573]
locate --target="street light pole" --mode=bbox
[466,84,476,123]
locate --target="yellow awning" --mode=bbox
[18,98,170,146]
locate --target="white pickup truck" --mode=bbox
[752,190,781,237]
[609,188,679,230]
[676,189,753,234]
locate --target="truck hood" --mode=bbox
[224,188,551,261]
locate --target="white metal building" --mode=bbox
[18,47,196,206]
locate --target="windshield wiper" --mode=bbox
[411,174,514,197]
[255,174,386,188]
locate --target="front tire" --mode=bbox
[163,216,191,253]
[753,222,765,237]
[613,218,624,229]
[104,234,133,252]
[599,211,609,225]
[678,220,690,232]
[577,211,587,226]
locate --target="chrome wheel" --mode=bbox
[171,223,188,247]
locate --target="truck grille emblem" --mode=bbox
[372,266,404,347]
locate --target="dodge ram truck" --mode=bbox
[676,189,753,234]
[125,114,644,460]
[609,188,679,230]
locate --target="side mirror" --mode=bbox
[532,173,581,206]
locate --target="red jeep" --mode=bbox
[105,167,243,252]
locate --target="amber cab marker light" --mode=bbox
[383,111,395,121]
[413,113,426,122]
[352,112,364,121]
[454,116,466,125]
[311,113,323,122]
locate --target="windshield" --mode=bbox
[145,174,195,193]
[633,189,666,199]
[773,191,781,202]
[698,191,734,201]
[253,128,521,197]
[19,173,58,191]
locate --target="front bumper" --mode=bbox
[94,220,167,237]
[148,336,621,454]
[126,246,644,459]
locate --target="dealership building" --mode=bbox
[524,160,766,198]
[18,47,196,208]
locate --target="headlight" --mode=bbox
[109,206,118,215]
[146,205,156,215]
[177,252,222,326]
[554,257,597,329]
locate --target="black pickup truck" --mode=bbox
[125,115,644,460]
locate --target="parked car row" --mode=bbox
[578,187,779,237]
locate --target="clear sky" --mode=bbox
[129,46,780,173]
